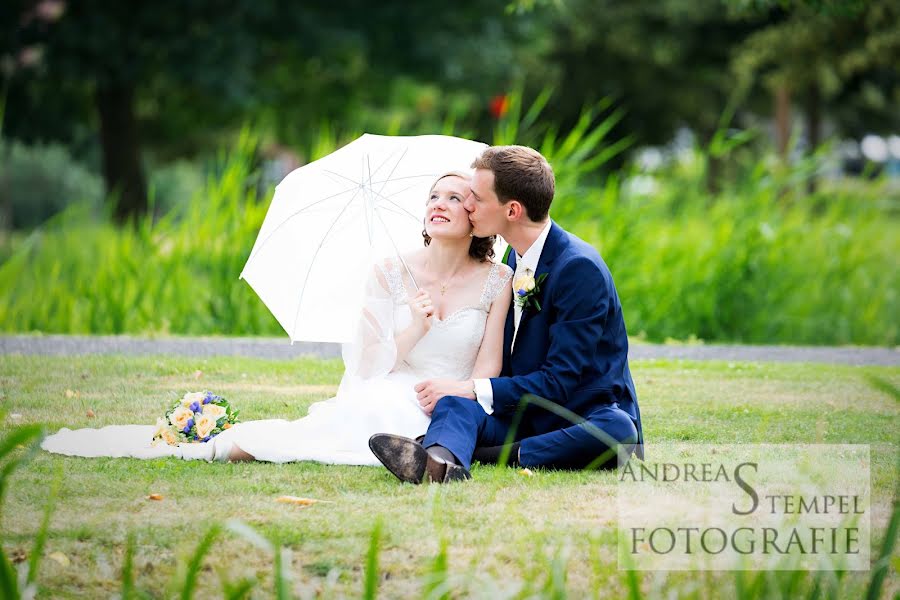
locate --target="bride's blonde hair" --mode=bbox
[422,171,496,262]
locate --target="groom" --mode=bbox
[370,145,643,483]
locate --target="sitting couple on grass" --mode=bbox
[43,144,644,483]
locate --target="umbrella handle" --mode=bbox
[396,254,419,291]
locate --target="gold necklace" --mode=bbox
[437,268,463,296]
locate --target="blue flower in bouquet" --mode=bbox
[203,392,213,405]
[190,401,201,413]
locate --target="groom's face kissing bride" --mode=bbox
[464,146,555,240]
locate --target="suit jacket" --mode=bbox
[491,221,644,459]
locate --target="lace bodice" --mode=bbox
[380,261,512,380]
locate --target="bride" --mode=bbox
[41,172,513,465]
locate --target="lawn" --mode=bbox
[1,354,898,598]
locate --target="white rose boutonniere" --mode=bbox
[513,269,548,313]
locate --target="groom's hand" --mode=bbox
[415,379,475,416]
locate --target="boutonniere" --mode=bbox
[513,269,548,312]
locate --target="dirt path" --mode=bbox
[1,335,896,366]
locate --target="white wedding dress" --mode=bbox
[42,261,513,465]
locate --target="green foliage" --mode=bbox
[148,160,206,217]
[0,102,897,344]
[0,140,104,229]
[586,150,899,345]
[730,0,900,134]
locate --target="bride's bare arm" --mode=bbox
[470,279,512,379]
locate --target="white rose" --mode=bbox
[160,427,178,446]
[513,274,536,294]
[181,392,205,407]
[151,418,169,445]
[202,403,226,420]
[195,414,217,439]
[169,406,193,430]
[152,417,168,435]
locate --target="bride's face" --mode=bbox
[425,176,473,241]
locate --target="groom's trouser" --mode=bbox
[422,396,638,470]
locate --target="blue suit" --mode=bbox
[423,221,644,469]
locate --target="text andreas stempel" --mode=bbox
[620,461,866,557]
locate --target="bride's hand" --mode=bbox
[408,289,435,333]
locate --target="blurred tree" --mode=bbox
[731,0,900,147]
[0,0,520,222]
[540,0,763,148]
[527,0,898,158]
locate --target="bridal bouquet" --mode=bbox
[152,391,240,446]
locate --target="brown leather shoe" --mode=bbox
[368,434,470,484]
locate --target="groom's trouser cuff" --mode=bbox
[423,395,492,470]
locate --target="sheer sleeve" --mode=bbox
[340,262,400,381]
[479,263,514,310]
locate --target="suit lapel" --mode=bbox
[511,222,565,359]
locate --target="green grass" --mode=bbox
[1,355,898,597]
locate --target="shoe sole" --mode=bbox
[369,433,428,484]
[369,434,472,484]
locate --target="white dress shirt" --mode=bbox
[473,221,552,415]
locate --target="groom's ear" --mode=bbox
[506,200,525,221]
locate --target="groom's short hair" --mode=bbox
[471,145,555,221]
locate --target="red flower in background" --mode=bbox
[489,95,510,119]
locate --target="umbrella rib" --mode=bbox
[373,203,410,219]
[373,205,419,291]
[370,174,440,185]
[367,148,398,183]
[323,160,421,223]
[323,169,362,188]
[370,188,424,223]
[365,155,374,245]
[242,185,358,271]
[375,148,409,198]
[291,188,362,339]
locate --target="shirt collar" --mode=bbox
[515,220,552,274]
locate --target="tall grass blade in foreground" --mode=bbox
[423,538,450,600]
[274,547,294,600]
[0,423,45,599]
[121,531,137,599]
[364,519,383,600]
[179,524,221,600]
[25,468,60,586]
[865,373,899,600]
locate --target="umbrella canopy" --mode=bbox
[240,133,489,343]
